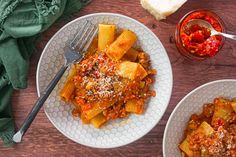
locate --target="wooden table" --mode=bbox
[1,0,236,156]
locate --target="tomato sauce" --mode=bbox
[180,98,236,157]
[72,51,156,120]
[180,12,223,57]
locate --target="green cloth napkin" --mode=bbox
[0,0,89,146]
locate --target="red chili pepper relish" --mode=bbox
[180,12,223,57]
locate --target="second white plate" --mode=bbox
[163,79,236,156]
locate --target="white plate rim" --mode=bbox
[162,79,236,156]
[36,12,173,148]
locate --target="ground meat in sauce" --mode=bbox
[180,97,236,157]
[72,50,156,120]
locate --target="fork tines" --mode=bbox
[70,21,98,53]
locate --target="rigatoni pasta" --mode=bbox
[106,30,137,60]
[179,97,236,157]
[60,24,156,128]
[60,65,77,101]
[122,47,139,61]
[90,113,107,128]
[98,24,116,51]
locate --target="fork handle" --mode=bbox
[13,65,68,143]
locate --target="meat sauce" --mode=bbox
[181,98,236,157]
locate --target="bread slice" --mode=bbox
[140,0,187,20]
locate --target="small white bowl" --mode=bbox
[36,13,173,148]
[163,79,236,156]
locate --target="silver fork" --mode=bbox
[13,21,98,143]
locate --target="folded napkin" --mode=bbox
[0,0,89,146]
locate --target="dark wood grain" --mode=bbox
[0,0,236,156]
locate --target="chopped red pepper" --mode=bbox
[180,12,223,57]
[191,30,205,43]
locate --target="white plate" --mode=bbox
[163,79,236,156]
[36,13,173,148]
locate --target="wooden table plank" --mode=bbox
[1,0,236,156]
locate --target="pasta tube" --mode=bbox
[117,61,147,80]
[90,113,107,128]
[179,122,214,157]
[60,65,77,101]
[60,81,75,102]
[125,99,144,114]
[122,47,139,61]
[83,100,115,120]
[211,98,234,126]
[106,30,137,60]
[98,24,116,51]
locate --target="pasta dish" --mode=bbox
[179,97,236,157]
[60,24,156,128]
